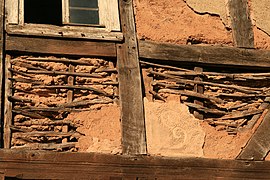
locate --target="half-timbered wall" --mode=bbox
[0,0,270,179]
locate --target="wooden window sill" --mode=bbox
[6,24,123,42]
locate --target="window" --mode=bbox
[6,0,121,32]
[63,0,100,25]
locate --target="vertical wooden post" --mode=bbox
[193,67,204,120]
[63,64,75,143]
[142,68,153,102]
[4,55,12,148]
[0,0,5,147]
[117,0,147,155]
[229,0,254,48]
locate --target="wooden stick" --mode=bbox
[226,103,248,111]
[140,60,192,72]
[11,142,77,150]
[166,71,270,80]
[15,120,77,127]
[27,70,103,78]
[77,81,119,85]
[14,107,82,112]
[4,55,13,148]
[8,77,43,84]
[95,68,117,73]
[11,60,46,70]
[8,68,34,78]
[32,85,113,97]
[58,99,113,108]
[166,71,234,78]
[67,65,75,103]
[13,131,82,137]
[206,120,238,128]
[158,88,224,104]
[63,64,74,143]
[23,57,94,66]
[214,93,269,98]
[152,81,186,89]
[148,70,262,94]
[193,67,204,120]
[220,109,263,120]
[149,90,166,102]
[12,109,47,119]
[184,102,227,116]
[11,88,39,95]
[8,96,34,104]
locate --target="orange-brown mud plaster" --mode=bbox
[134,0,233,46]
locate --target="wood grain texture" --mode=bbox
[63,64,74,143]
[229,0,254,48]
[237,110,270,160]
[6,0,18,24]
[6,35,117,57]
[3,56,12,148]
[193,67,204,119]
[0,0,4,148]
[117,0,146,155]
[0,150,270,179]
[99,0,121,31]
[139,40,270,68]
[7,24,123,41]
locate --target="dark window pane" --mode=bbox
[69,0,98,8]
[69,9,99,25]
[24,0,62,25]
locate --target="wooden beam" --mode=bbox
[0,0,4,148]
[63,64,75,143]
[7,24,123,42]
[0,150,270,179]
[6,35,117,57]
[193,67,204,120]
[237,110,270,160]
[229,0,254,48]
[3,56,12,148]
[117,0,146,155]
[139,40,270,68]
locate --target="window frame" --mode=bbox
[5,0,122,41]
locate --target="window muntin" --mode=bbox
[69,0,98,8]
[67,0,100,25]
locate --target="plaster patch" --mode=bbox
[184,0,230,28]
[144,98,205,157]
[250,0,270,36]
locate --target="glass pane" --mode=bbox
[69,0,98,8]
[69,9,99,25]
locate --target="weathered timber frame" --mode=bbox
[0,0,270,178]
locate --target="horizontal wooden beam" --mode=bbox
[139,40,270,68]
[0,150,270,179]
[7,24,123,42]
[6,35,117,57]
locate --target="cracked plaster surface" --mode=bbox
[185,0,270,37]
[250,0,270,36]
[184,0,230,28]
